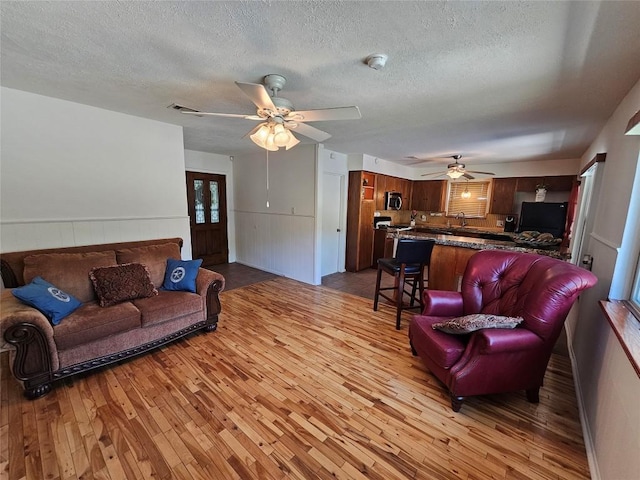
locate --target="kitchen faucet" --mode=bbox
[455,212,467,227]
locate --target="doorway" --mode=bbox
[321,173,344,276]
[185,171,229,266]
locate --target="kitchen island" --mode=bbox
[384,226,570,291]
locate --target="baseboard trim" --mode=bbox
[565,326,601,480]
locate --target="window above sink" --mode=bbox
[445,179,493,219]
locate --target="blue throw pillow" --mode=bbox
[162,258,203,293]
[12,276,82,325]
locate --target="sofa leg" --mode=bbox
[204,321,218,332]
[526,388,540,403]
[410,341,418,356]
[25,383,51,399]
[450,395,464,412]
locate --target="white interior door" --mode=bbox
[321,173,343,276]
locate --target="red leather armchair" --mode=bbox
[409,250,597,412]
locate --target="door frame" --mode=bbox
[185,171,229,266]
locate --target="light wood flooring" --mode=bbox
[1,277,589,479]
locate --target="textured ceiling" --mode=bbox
[2,1,639,169]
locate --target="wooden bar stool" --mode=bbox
[373,238,436,329]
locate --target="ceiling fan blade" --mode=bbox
[287,106,361,122]
[290,122,332,142]
[182,111,262,120]
[463,173,475,180]
[466,170,495,175]
[421,171,446,177]
[235,82,277,111]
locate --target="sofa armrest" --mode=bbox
[472,328,543,355]
[1,290,60,395]
[195,268,225,329]
[423,290,464,317]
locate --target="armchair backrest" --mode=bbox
[461,250,597,343]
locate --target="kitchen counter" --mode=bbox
[385,226,570,260]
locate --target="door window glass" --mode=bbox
[210,181,219,223]
[194,180,205,224]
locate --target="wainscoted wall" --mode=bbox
[232,146,318,285]
[0,87,191,258]
[235,211,315,284]
[0,216,191,255]
[565,78,640,480]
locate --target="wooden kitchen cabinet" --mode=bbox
[515,177,543,193]
[490,178,518,214]
[411,180,445,212]
[543,175,575,191]
[374,174,386,210]
[375,174,411,210]
[515,175,574,193]
[346,171,376,271]
[490,176,576,214]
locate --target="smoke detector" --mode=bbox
[365,53,388,70]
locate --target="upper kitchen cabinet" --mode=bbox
[543,175,575,191]
[412,180,445,212]
[490,178,518,214]
[515,175,574,193]
[375,174,412,210]
[489,175,576,214]
[374,174,386,210]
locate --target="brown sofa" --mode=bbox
[0,237,225,399]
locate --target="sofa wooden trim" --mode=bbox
[1,237,224,399]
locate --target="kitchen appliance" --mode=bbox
[504,215,516,232]
[518,202,568,238]
[385,192,403,210]
[374,216,392,229]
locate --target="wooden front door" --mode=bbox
[186,172,228,266]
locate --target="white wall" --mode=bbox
[567,78,640,480]
[0,87,192,257]
[233,145,317,284]
[184,149,236,262]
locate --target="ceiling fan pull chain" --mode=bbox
[266,150,270,208]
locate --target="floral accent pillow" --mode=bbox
[432,314,523,334]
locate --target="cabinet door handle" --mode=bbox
[337,228,341,232]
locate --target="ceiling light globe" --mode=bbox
[273,125,290,147]
[448,171,464,179]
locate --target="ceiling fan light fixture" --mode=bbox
[250,121,298,151]
[249,123,272,149]
[284,131,300,150]
[447,170,464,179]
[273,124,290,147]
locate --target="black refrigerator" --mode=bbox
[518,202,568,238]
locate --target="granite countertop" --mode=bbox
[385,227,570,260]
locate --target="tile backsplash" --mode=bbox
[375,210,514,230]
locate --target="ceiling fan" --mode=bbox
[180,74,361,151]
[418,155,495,180]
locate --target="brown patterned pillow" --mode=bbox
[89,263,158,307]
[432,314,523,334]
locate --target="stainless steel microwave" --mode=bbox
[385,192,403,210]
